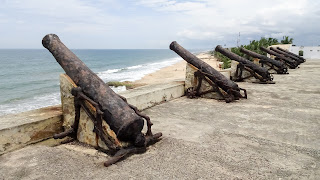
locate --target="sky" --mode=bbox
[0,0,319,49]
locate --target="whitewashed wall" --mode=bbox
[291,46,320,59]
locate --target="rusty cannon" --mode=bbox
[215,45,274,83]
[276,47,306,63]
[270,47,303,65]
[42,34,162,167]
[169,41,247,103]
[240,48,288,74]
[260,46,299,69]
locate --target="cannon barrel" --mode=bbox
[42,34,144,143]
[259,47,298,69]
[240,48,287,74]
[276,47,305,62]
[169,41,245,102]
[270,47,303,64]
[215,45,272,82]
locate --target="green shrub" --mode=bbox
[214,51,231,69]
[299,50,303,56]
[107,81,133,89]
[281,36,293,44]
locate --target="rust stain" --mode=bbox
[30,130,55,142]
[63,74,77,87]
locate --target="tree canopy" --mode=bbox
[281,36,294,44]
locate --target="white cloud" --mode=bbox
[0,0,118,32]
[0,0,319,48]
[135,0,320,46]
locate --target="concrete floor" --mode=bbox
[1,60,319,179]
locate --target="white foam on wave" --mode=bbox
[127,65,143,70]
[104,69,121,73]
[0,85,127,116]
[97,57,182,82]
[0,92,61,116]
[0,57,182,116]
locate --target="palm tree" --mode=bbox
[267,38,279,46]
[281,36,293,44]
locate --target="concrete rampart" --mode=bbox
[0,106,63,155]
[0,78,185,155]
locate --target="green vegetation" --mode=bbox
[299,50,304,56]
[281,36,294,44]
[214,36,293,69]
[107,81,146,90]
[107,81,134,89]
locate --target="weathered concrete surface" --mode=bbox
[0,60,319,179]
[119,81,185,110]
[0,106,63,155]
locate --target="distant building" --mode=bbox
[269,44,320,59]
[291,46,320,59]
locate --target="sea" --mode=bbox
[0,49,206,116]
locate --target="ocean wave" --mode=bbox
[0,92,61,116]
[127,65,143,69]
[97,57,182,82]
[0,54,183,116]
[104,69,121,74]
[0,86,126,116]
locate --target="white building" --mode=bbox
[291,46,320,59]
[269,44,320,59]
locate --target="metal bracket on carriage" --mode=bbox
[185,64,231,101]
[42,34,162,167]
[170,41,247,103]
[239,48,288,75]
[260,46,299,69]
[270,47,304,65]
[215,45,275,84]
[276,47,306,63]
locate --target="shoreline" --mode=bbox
[0,51,217,116]
[130,51,220,87]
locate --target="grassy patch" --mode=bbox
[107,81,146,89]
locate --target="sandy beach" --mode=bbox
[132,52,220,86]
